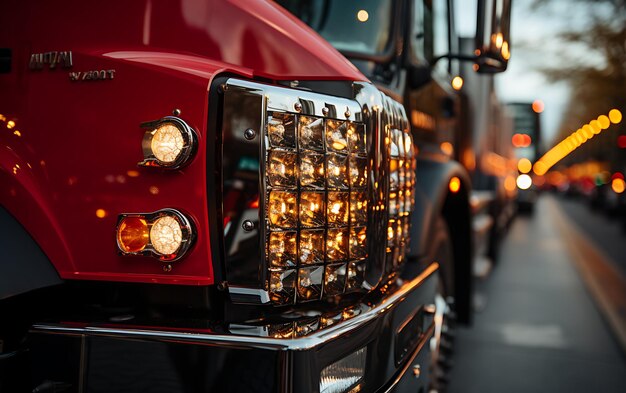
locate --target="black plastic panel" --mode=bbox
[0,206,62,300]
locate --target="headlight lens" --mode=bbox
[150,215,183,255]
[320,347,367,393]
[386,128,416,269]
[265,112,368,305]
[151,123,185,164]
[139,116,197,169]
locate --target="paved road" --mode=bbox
[448,195,626,393]
[557,195,626,277]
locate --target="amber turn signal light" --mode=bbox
[117,216,149,253]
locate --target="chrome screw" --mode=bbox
[244,128,257,140]
[345,108,351,118]
[322,107,329,116]
[242,220,255,232]
[294,102,302,112]
[172,108,181,116]
[163,264,172,273]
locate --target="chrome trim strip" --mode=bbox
[227,79,363,122]
[32,263,439,351]
[228,286,271,303]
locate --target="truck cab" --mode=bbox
[278,0,515,297]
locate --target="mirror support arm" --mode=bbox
[431,53,477,66]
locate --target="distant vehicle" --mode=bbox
[508,102,543,214]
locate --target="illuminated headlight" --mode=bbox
[116,209,195,262]
[150,216,184,255]
[386,128,416,269]
[320,347,367,393]
[139,116,197,169]
[265,112,368,304]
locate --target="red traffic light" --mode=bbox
[512,133,532,148]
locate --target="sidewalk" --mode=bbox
[448,195,626,393]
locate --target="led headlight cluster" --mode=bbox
[116,209,195,262]
[264,112,369,304]
[386,128,416,269]
[139,116,197,169]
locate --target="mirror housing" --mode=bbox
[475,0,512,73]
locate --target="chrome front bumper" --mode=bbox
[27,264,438,392]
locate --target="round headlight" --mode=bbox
[150,215,183,255]
[151,123,185,164]
[139,116,197,169]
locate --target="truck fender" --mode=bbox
[408,156,473,324]
[0,152,65,300]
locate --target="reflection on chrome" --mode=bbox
[229,303,369,338]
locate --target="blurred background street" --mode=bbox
[449,194,626,393]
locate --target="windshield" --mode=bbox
[277,0,393,56]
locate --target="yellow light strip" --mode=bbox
[533,109,622,176]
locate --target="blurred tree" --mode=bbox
[533,0,625,167]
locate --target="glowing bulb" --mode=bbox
[516,174,532,190]
[357,10,369,22]
[151,123,185,164]
[117,217,149,253]
[449,177,461,193]
[451,76,463,91]
[150,215,183,255]
[612,178,625,194]
[609,109,622,124]
[532,100,544,113]
[597,115,610,129]
[440,141,454,155]
[501,41,510,60]
[517,158,532,174]
[589,121,601,134]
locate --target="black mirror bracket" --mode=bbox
[431,53,478,67]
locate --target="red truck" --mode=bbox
[0,0,509,392]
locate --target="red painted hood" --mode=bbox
[158,0,366,81]
[23,0,365,82]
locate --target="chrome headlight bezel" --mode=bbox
[139,116,198,169]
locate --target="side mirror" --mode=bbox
[475,0,512,73]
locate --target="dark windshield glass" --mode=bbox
[277,0,393,56]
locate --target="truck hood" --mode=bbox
[141,0,366,81]
[22,0,366,82]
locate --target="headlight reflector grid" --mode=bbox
[265,112,368,304]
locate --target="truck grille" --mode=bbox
[219,79,413,305]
